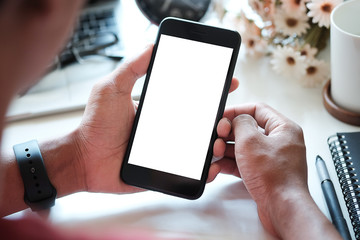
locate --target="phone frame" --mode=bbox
[121,17,241,199]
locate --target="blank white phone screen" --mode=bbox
[128,34,233,180]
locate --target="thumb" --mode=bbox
[111,44,153,94]
[232,114,262,155]
[232,114,259,137]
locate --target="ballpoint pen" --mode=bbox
[316,155,352,240]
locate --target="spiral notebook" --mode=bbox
[328,131,360,239]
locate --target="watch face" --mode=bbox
[135,0,211,25]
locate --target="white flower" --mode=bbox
[248,0,276,21]
[242,34,268,57]
[281,0,307,16]
[226,11,266,58]
[248,0,264,13]
[300,58,329,87]
[307,0,343,28]
[298,43,318,59]
[242,14,263,36]
[274,10,310,36]
[271,46,307,78]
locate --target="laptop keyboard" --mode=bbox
[57,8,122,68]
[6,1,155,122]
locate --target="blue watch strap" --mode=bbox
[13,140,57,211]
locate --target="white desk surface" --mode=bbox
[3,2,360,240]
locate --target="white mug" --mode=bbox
[330,0,360,114]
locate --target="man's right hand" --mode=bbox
[212,103,341,240]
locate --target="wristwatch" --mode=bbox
[13,140,57,211]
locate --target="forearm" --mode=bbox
[0,131,85,217]
[266,187,342,240]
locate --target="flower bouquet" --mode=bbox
[215,0,343,87]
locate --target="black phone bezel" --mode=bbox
[121,17,241,200]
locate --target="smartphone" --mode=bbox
[121,17,241,199]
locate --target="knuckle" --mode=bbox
[279,123,306,153]
[283,121,304,139]
[233,114,254,125]
[256,102,269,109]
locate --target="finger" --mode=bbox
[217,118,232,138]
[111,44,153,94]
[213,138,226,159]
[223,103,260,122]
[207,163,221,183]
[210,139,236,183]
[232,114,259,135]
[212,158,241,178]
[213,140,234,164]
[232,114,262,159]
[229,77,239,93]
[224,103,290,135]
